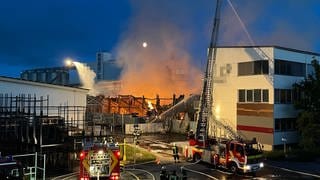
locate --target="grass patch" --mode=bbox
[119,144,156,164]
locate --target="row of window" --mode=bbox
[274,89,301,104]
[238,60,269,76]
[274,118,297,132]
[238,88,302,104]
[238,89,269,103]
[274,59,305,76]
[238,59,314,77]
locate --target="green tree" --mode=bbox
[293,58,320,150]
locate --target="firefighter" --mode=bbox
[160,166,168,180]
[172,143,179,163]
[170,170,178,180]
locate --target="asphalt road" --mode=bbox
[134,134,319,180]
[129,159,317,180]
[53,134,319,179]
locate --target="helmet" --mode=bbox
[173,143,176,146]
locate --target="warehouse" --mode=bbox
[0,76,88,154]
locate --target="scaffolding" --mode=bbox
[0,93,86,169]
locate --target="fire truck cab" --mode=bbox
[0,155,24,179]
[79,137,120,180]
[192,138,264,174]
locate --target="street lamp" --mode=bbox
[64,58,74,67]
[281,137,287,155]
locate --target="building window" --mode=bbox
[246,90,253,102]
[274,89,293,104]
[292,88,301,103]
[238,89,269,103]
[275,119,281,131]
[238,89,246,102]
[275,118,297,132]
[238,60,269,76]
[254,89,261,102]
[275,59,305,76]
[274,89,280,103]
[263,89,269,102]
[307,64,315,76]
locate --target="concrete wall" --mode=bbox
[124,120,197,135]
[125,123,163,134]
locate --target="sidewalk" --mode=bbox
[266,160,320,177]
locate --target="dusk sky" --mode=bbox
[1,0,320,78]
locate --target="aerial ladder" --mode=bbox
[194,0,241,147]
[195,0,221,146]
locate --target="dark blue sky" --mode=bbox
[1,0,320,77]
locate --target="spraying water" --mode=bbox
[73,61,97,95]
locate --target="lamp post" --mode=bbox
[281,137,287,155]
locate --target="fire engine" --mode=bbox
[189,0,264,174]
[0,155,24,179]
[79,137,120,180]
[191,138,264,174]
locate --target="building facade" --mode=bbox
[210,46,319,150]
[0,76,88,130]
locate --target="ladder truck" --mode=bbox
[189,0,264,174]
[79,137,121,180]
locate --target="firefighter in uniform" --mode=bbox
[172,143,179,163]
[160,166,169,180]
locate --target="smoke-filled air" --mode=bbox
[114,1,203,98]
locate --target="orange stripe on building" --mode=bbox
[237,125,274,134]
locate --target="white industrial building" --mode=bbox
[0,76,88,130]
[210,46,318,150]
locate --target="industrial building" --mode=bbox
[210,45,318,150]
[93,51,121,81]
[0,76,88,169]
[20,51,122,96]
[20,67,73,86]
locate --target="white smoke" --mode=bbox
[73,61,97,95]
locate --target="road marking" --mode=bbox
[182,166,219,180]
[267,164,320,178]
[125,170,140,180]
[125,168,156,180]
[211,168,233,175]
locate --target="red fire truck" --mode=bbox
[191,138,264,174]
[0,155,24,179]
[79,137,121,180]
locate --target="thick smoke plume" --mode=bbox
[114,0,320,99]
[114,1,203,98]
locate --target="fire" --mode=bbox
[147,101,154,110]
